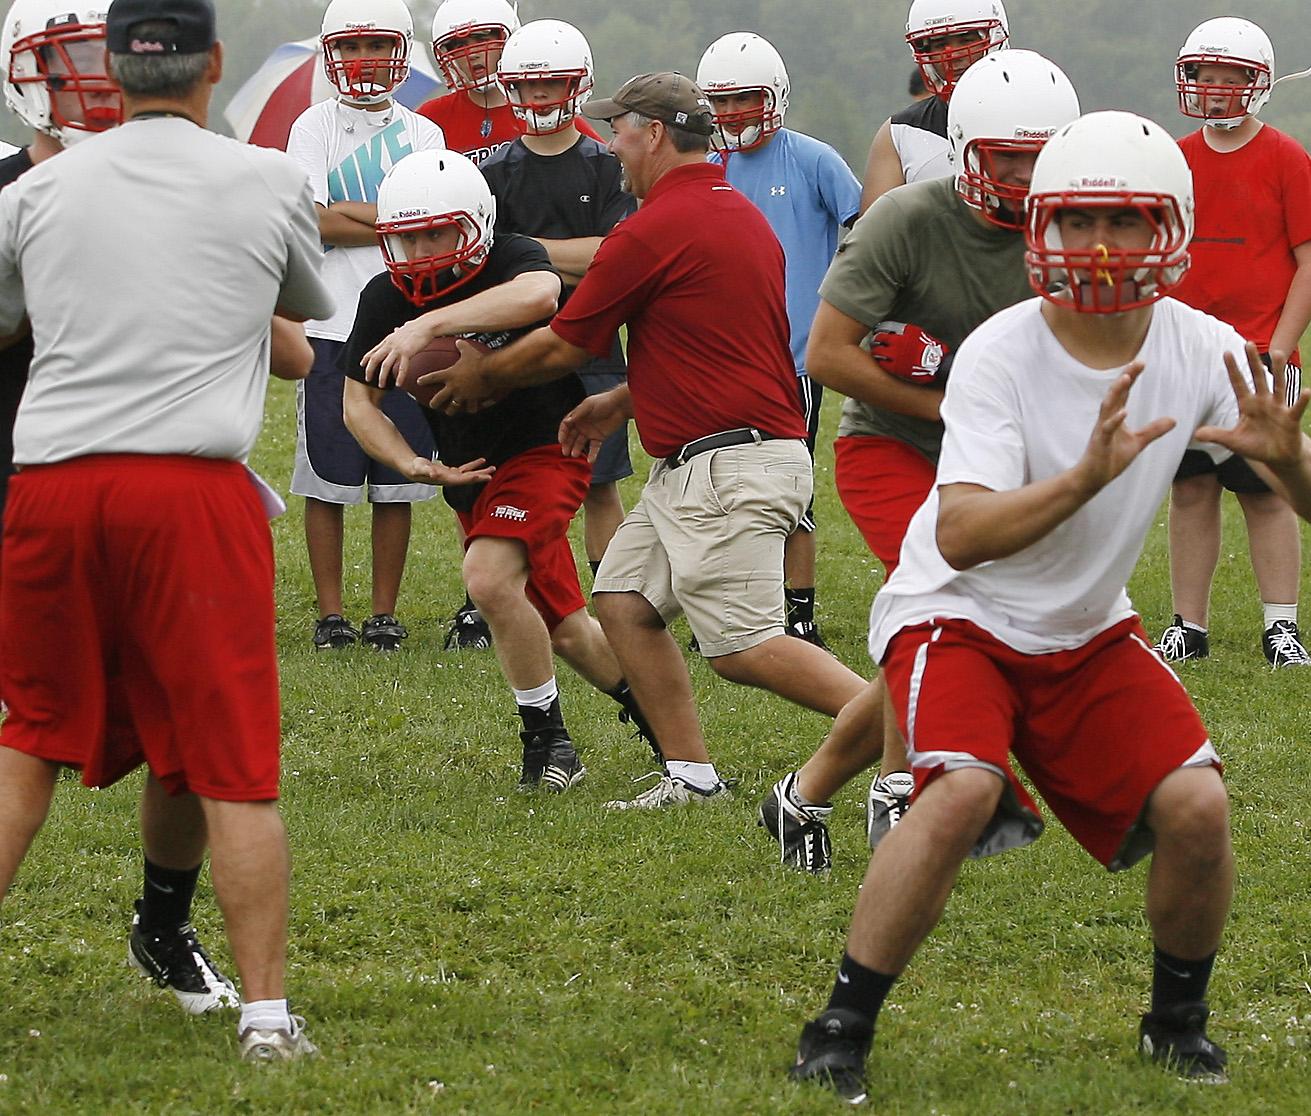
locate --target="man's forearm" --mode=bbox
[482,325,591,390]
[415,275,559,340]
[1270,264,1311,357]
[535,236,603,278]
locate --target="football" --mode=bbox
[394,336,490,408]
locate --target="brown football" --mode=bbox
[394,336,490,408]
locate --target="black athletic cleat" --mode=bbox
[444,603,492,650]
[128,901,239,1015]
[1263,619,1310,668]
[542,735,586,792]
[312,613,359,651]
[790,1008,874,1105]
[786,619,831,651]
[1155,615,1209,662]
[1139,1001,1228,1083]
[758,772,833,874]
[361,613,408,653]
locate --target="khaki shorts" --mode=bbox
[593,439,811,657]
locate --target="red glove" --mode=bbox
[870,321,950,385]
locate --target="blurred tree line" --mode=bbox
[2,0,1308,165]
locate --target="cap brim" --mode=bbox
[580,98,627,122]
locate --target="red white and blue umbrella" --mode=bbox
[224,38,443,151]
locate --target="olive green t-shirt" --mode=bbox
[821,176,1031,460]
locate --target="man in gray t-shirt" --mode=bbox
[0,0,331,1063]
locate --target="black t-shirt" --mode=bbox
[342,233,584,512]
[0,147,35,509]
[480,135,635,376]
[890,95,949,138]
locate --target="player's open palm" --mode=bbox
[404,456,495,487]
[559,389,627,462]
[1078,361,1176,492]
[1195,344,1310,470]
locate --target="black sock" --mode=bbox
[140,857,200,933]
[518,696,565,734]
[1151,946,1216,1013]
[785,587,815,627]
[589,560,601,576]
[826,951,897,1023]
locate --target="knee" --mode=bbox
[1171,475,1219,510]
[1151,774,1231,857]
[594,590,656,633]
[927,767,1005,830]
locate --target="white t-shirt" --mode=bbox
[286,99,445,341]
[869,297,1246,659]
[0,118,334,465]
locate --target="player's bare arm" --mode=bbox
[315,202,379,248]
[858,118,903,216]
[342,377,494,486]
[1197,343,1311,519]
[1267,240,1311,358]
[361,271,562,387]
[424,324,591,414]
[936,362,1176,569]
[533,235,604,282]
[558,383,634,461]
[807,300,943,420]
[269,316,313,380]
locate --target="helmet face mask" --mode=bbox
[957,138,1044,229]
[497,20,593,135]
[435,24,507,93]
[697,32,789,153]
[4,5,121,145]
[378,211,489,305]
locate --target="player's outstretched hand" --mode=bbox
[559,390,626,462]
[1195,342,1310,470]
[362,318,437,388]
[402,456,495,486]
[419,340,496,414]
[1075,360,1176,494]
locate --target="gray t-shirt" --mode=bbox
[821,176,1030,459]
[0,117,333,465]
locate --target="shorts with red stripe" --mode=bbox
[834,435,936,575]
[0,455,281,801]
[880,616,1220,870]
[457,445,591,632]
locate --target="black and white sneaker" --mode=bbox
[1139,1001,1228,1084]
[542,736,586,793]
[1263,619,1310,668]
[866,771,916,850]
[758,772,833,874]
[361,613,407,653]
[128,901,239,1015]
[1155,615,1209,662]
[789,1008,874,1105]
[444,603,492,651]
[312,614,358,651]
[785,619,831,651]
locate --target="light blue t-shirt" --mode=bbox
[713,128,861,376]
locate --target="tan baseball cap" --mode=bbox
[581,71,715,135]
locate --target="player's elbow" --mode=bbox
[935,509,983,571]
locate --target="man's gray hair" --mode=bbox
[624,110,710,155]
[109,21,210,99]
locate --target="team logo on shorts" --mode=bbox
[491,504,528,522]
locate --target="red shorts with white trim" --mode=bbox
[834,435,936,575]
[0,455,281,801]
[881,616,1220,870]
[457,445,591,632]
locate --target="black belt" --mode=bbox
[663,427,785,470]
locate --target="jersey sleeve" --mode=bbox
[935,337,1027,492]
[816,143,862,227]
[341,275,403,385]
[549,223,658,358]
[0,185,25,334]
[817,191,913,328]
[495,232,561,279]
[1280,136,1311,250]
[284,111,330,208]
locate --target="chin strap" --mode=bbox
[1271,64,1311,89]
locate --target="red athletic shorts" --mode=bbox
[881,616,1220,870]
[0,455,281,800]
[834,435,936,575]
[457,445,591,632]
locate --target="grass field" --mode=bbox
[1,380,1309,1115]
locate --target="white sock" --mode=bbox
[667,760,719,790]
[1263,603,1297,630]
[240,998,292,1034]
[513,679,558,711]
[1181,618,1208,634]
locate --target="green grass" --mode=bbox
[1,381,1310,1115]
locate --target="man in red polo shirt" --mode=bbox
[363,72,875,810]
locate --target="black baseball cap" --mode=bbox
[582,72,715,136]
[106,0,217,55]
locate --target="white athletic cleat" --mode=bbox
[604,774,731,810]
[239,1016,319,1062]
[866,771,916,850]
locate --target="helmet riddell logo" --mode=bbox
[1077,176,1126,188]
[344,21,381,31]
[1014,127,1056,139]
[1197,44,1233,54]
[923,15,953,27]
[394,208,428,218]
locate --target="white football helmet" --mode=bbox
[2,0,119,145]
[376,149,497,305]
[905,0,1009,99]
[320,0,413,105]
[1026,111,1194,314]
[497,20,592,135]
[696,32,789,152]
[431,0,519,93]
[1176,17,1273,130]
[947,50,1079,229]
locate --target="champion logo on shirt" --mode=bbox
[490,505,529,522]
